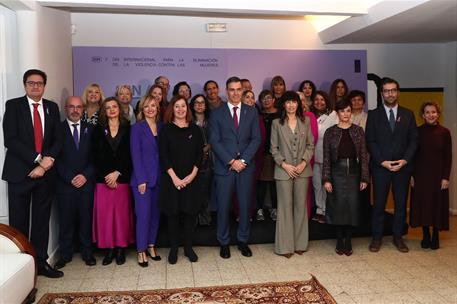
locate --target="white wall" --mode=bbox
[72,12,457,212]
[2,3,73,260]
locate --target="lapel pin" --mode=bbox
[46,107,49,115]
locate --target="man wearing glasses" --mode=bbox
[2,69,63,277]
[54,96,96,270]
[366,77,418,253]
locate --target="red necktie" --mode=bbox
[233,106,239,130]
[33,103,43,153]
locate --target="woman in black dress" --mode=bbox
[322,99,369,256]
[190,94,212,226]
[410,101,452,250]
[159,95,203,264]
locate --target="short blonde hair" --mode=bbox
[136,95,160,122]
[81,83,105,106]
[115,84,132,99]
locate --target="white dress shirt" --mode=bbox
[27,96,45,133]
[383,103,398,120]
[227,102,240,125]
[67,119,81,142]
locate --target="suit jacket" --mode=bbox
[270,117,315,180]
[209,103,261,176]
[365,105,418,171]
[130,120,161,188]
[2,95,62,183]
[92,124,132,184]
[55,120,94,194]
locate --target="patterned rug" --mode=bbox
[38,275,336,303]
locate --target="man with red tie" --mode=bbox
[2,69,63,277]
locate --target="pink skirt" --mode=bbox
[92,183,135,248]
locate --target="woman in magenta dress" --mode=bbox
[410,101,452,250]
[92,97,134,265]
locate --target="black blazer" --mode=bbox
[92,124,132,184]
[366,105,418,171]
[56,121,94,193]
[2,95,62,183]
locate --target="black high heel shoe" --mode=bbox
[147,245,162,261]
[137,252,148,268]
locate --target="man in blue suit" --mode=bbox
[54,96,96,268]
[209,76,261,258]
[366,77,418,253]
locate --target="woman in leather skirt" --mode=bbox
[322,99,369,256]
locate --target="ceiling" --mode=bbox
[19,0,457,44]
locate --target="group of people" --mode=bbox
[2,69,452,279]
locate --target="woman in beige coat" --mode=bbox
[271,91,315,258]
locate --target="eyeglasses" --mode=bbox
[67,105,84,110]
[382,88,398,94]
[26,81,45,87]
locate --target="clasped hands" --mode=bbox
[229,159,246,173]
[28,156,54,179]
[172,172,196,190]
[281,161,306,179]
[381,159,407,172]
[105,171,121,189]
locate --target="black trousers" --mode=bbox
[167,214,196,248]
[57,187,94,260]
[8,177,55,263]
[371,168,410,238]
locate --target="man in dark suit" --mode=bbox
[54,96,96,269]
[2,69,63,277]
[209,76,261,259]
[366,77,418,253]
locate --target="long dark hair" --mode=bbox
[298,80,316,100]
[98,97,128,128]
[189,94,210,120]
[278,91,305,125]
[163,95,193,124]
[329,78,348,109]
[311,90,332,117]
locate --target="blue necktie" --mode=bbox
[72,123,79,149]
[389,109,395,131]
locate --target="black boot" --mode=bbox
[184,214,198,262]
[431,228,440,250]
[168,247,178,264]
[115,247,126,265]
[102,249,115,265]
[344,226,353,256]
[184,246,198,262]
[421,226,431,249]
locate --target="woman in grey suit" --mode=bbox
[271,91,315,258]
